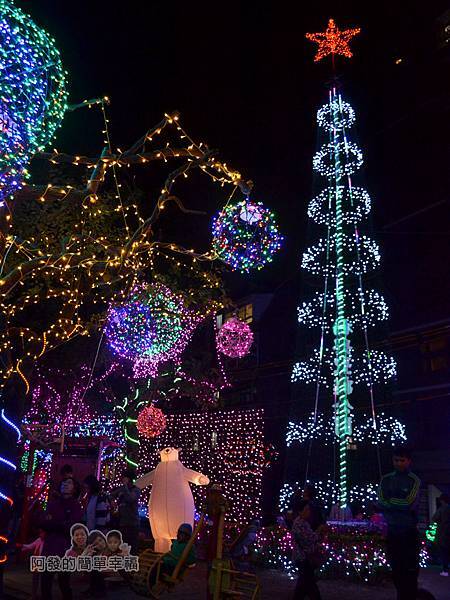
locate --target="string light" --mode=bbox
[256,524,429,582]
[0,399,22,561]
[306,18,361,63]
[138,408,264,523]
[317,100,356,131]
[0,108,248,391]
[313,141,363,179]
[287,85,398,506]
[292,346,396,388]
[105,294,158,360]
[297,289,389,331]
[286,412,407,447]
[0,0,68,202]
[301,233,381,276]
[216,317,253,358]
[106,282,201,378]
[279,478,378,513]
[308,186,371,227]
[212,198,283,272]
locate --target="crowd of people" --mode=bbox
[19,465,141,599]
[17,463,201,599]
[285,446,449,600]
[13,445,450,599]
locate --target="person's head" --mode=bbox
[177,523,192,543]
[392,446,412,472]
[303,484,316,501]
[439,494,449,507]
[70,523,88,550]
[106,530,122,553]
[122,468,136,487]
[60,464,73,479]
[60,477,77,498]
[88,530,106,553]
[38,528,45,540]
[83,474,101,496]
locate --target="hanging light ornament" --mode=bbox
[136,405,167,439]
[106,283,199,376]
[0,0,68,203]
[212,198,283,272]
[105,297,158,360]
[216,317,253,358]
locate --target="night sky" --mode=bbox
[24,0,450,332]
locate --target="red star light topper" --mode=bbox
[306,18,360,62]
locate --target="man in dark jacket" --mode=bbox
[378,446,421,600]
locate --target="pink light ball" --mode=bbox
[217,317,253,358]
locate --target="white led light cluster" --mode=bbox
[313,141,363,179]
[301,233,381,276]
[297,289,389,330]
[317,100,356,132]
[308,185,371,226]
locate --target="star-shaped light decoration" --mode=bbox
[306,18,360,63]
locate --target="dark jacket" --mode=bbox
[111,484,140,528]
[378,470,420,535]
[41,497,83,557]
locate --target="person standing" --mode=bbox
[291,500,324,600]
[40,477,83,600]
[378,446,421,600]
[432,494,450,576]
[83,474,110,532]
[110,469,140,555]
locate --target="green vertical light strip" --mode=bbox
[330,88,352,507]
[116,389,141,469]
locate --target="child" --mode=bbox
[21,529,45,600]
[106,529,130,556]
[162,523,196,576]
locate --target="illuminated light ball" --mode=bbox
[136,405,167,439]
[106,283,196,372]
[106,299,158,360]
[0,1,68,202]
[212,198,283,272]
[216,317,253,358]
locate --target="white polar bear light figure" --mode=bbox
[136,447,209,553]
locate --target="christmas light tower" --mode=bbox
[290,20,398,507]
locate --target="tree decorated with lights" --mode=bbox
[0,0,284,559]
[288,19,402,509]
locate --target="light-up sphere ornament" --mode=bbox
[0,0,68,202]
[216,317,253,358]
[106,299,158,360]
[136,405,167,439]
[107,283,198,373]
[212,199,283,272]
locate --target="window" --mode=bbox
[420,335,449,374]
[224,303,253,324]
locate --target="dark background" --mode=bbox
[24,0,450,331]
[15,0,450,521]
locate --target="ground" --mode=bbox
[3,561,449,599]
